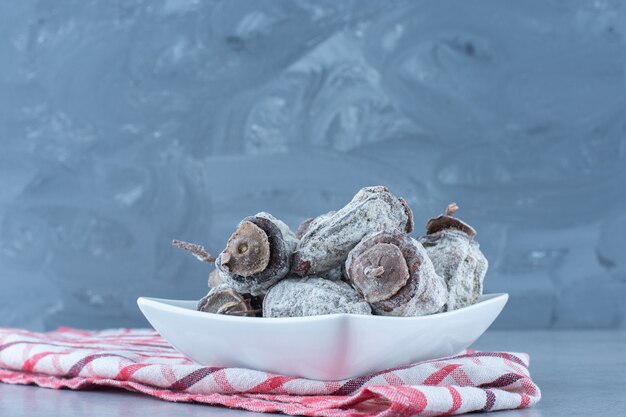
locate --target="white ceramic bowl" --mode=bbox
[137,293,508,381]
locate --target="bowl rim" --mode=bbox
[138,293,508,324]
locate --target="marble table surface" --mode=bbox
[1,330,625,417]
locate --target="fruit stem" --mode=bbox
[172,239,216,264]
[445,202,459,217]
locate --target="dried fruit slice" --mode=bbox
[346,230,447,316]
[292,186,413,276]
[348,243,410,303]
[220,220,271,277]
[197,284,259,316]
[295,211,336,240]
[262,277,371,317]
[426,202,476,237]
[216,212,298,296]
[419,203,488,311]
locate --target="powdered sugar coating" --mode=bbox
[256,212,298,254]
[419,230,488,311]
[295,218,314,240]
[469,239,488,304]
[346,230,447,316]
[295,211,335,240]
[262,277,372,317]
[292,186,413,276]
[319,266,345,282]
[216,212,297,296]
[208,269,223,288]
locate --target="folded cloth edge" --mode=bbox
[0,327,541,417]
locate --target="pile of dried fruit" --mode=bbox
[174,186,488,318]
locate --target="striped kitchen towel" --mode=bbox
[0,327,540,416]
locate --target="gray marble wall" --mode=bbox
[1,0,625,330]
